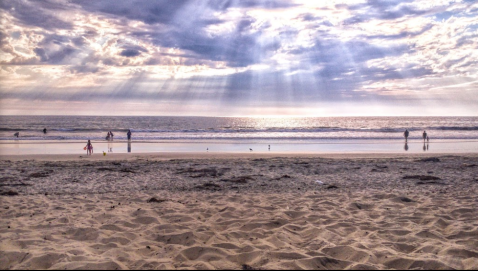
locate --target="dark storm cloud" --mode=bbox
[342,0,427,24]
[120,49,141,57]
[208,0,300,11]
[68,0,285,67]
[119,45,148,58]
[365,24,433,40]
[71,0,191,25]
[0,0,73,30]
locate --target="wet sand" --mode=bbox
[1,153,477,269]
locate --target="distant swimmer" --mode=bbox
[14,132,19,138]
[404,129,409,142]
[43,128,47,134]
[422,131,427,142]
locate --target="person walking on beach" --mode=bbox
[109,131,114,141]
[85,140,93,155]
[404,129,409,142]
[43,128,47,134]
[127,129,132,141]
[422,131,427,142]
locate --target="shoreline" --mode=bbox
[1,151,478,161]
[1,139,477,156]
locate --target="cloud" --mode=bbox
[0,0,477,116]
[0,0,73,30]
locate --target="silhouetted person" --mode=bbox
[43,128,47,134]
[422,131,427,142]
[127,129,132,141]
[85,140,93,155]
[404,129,409,142]
[404,142,409,151]
[426,136,429,143]
[14,132,19,138]
[268,145,270,151]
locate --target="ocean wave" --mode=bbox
[2,126,478,133]
[2,134,478,141]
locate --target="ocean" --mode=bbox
[1,116,478,141]
[1,116,477,154]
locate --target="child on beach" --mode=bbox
[85,140,93,155]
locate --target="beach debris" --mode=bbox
[416,181,446,185]
[0,190,19,196]
[418,157,440,162]
[399,197,414,203]
[220,176,253,184]
[120,168,135,173]
[29,171,51,178]
[327,185,339,190]
[271,175,292,181]
[147,197,167,203]
[242,264,258,270]
[97,167,115,171]
[195,182,222,191]
[177,167,228,178]
[315,180,325,185]
[403,175,441,181]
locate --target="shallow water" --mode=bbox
[1,139,477,155]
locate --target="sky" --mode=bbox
[0,0,477,116]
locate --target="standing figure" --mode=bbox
[85,140,93,155]
[422,131,427,142]
[43,128,47,134]
[127,129,132,141]
[109,131,114,141]
[404,129,409,142]
[14,132,19,138]
[106,132,110,141]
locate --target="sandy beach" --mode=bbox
[1,152,477,270]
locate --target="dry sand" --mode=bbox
[0,153,477,270]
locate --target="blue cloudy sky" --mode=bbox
[0,0,477,116]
